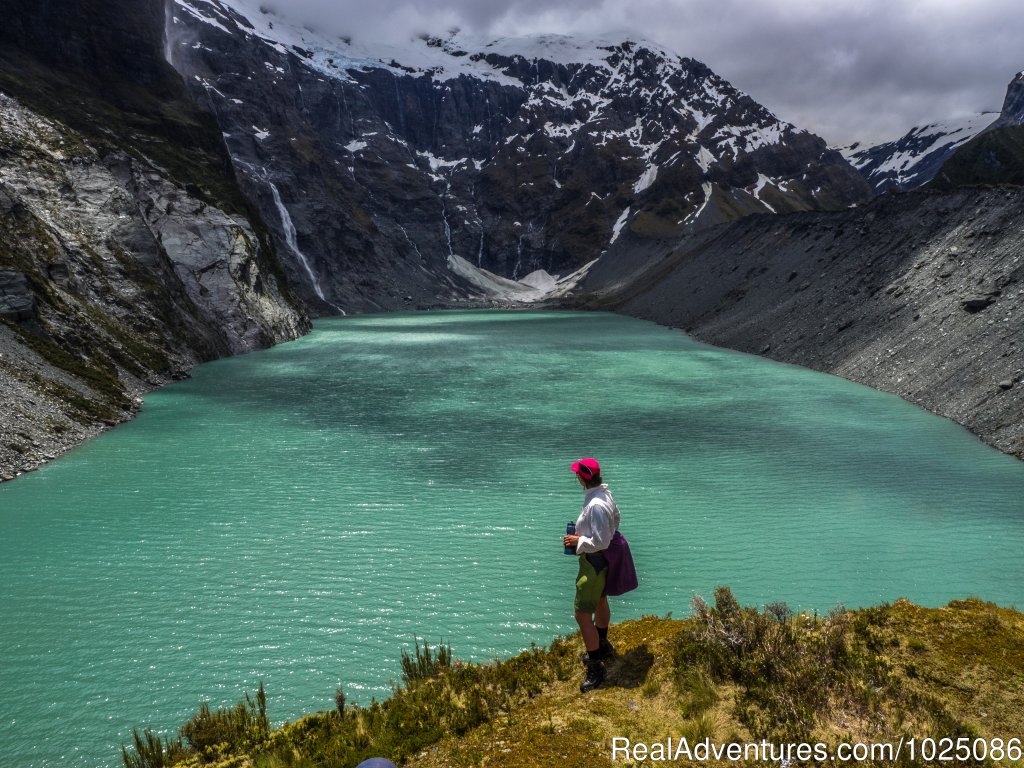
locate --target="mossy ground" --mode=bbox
[125,593,1024,768]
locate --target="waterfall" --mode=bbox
[267,183,346,315]
[440,180,455,257]
[268,183,326,301]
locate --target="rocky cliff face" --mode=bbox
[0,0,170,88]
[168,0,870,314]
[569,188,1024,458]
[0,91,308,479]
[0,0,252,219]
[991,72,1024,129]
[0,0,312,479]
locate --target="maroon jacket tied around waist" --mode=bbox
[604,530,638,596]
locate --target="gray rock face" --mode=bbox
[570,188,1024,459]
[0,0,169,89]
[0,91,309,478]
[168,0,869,314]
[0,270,35,320]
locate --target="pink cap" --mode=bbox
[571,457,601,479]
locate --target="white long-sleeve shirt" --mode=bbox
[575,484,620,554]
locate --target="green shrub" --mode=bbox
[907,637,928,654]
[399,639,451,684]
[641,676,661,698]
[677,586,861,742]
[252,745,319,768]
[121,728,186,768]
[179,681,270,761]
[679,710,717,744]
[120,630,588,767]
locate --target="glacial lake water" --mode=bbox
[2,310,1024,767]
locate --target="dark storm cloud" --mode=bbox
[253,0,1023,145]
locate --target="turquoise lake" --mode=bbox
[2,310,1024,767]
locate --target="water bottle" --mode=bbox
[564,521,576,555]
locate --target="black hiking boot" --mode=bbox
[578,639,615,664]
[579,656,606,693]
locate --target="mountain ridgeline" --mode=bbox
[167,0,870,312]
[841,72,1024,193]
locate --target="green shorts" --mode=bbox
[574,554,608,613]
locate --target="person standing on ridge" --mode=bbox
[563,456,623,693]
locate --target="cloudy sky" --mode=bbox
[249,0,1022,146]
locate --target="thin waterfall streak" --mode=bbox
[268,182,326,301]
[441,179,455,258]
[398,224,424,260]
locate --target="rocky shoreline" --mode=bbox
[568,186,1024,460]
[0,319,311,482]
[1,326,149,482]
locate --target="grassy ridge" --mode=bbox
[123,588,1024,768]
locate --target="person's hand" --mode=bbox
[563,535,580,548]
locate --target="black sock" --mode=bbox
[596,626,608,642]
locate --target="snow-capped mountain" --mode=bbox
[168,0,869,313]
[840,72,1024,195]
[839,114,998,194]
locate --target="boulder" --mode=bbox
[961,296,996,313]
[0,271,36,321]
